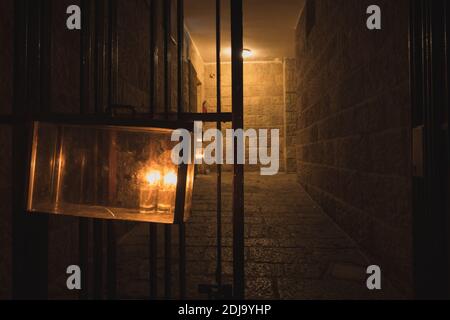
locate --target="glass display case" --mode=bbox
[26,119,194,224]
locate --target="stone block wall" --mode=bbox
[203,62,286,173]
[184,31,205,113]
[295,0,412,295]
[284,59,297,173]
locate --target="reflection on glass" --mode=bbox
[27,122,194,224]
[139,169,161,213]
[158,170,178,212]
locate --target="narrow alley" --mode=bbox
[117,173,400,299]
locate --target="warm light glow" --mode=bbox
[28,121,193,224]
[224,47,254,59]
[242,48,253,59]
[195,151,204,161]
[145,170,161,185]
[163,171,177,187]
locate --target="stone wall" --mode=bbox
[203,62,286,173]
[185,30,205,113]
[295,0,412,295]
[117,0,151,113]
[284,59,297,173]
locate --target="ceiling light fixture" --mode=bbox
[242,48,253,59]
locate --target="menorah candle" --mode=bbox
[139,170,161,213]
[157,170,177,213]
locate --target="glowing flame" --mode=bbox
[163,171,177,187]
[145,171,161,185]
[195,151,204,161]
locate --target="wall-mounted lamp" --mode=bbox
[26,119,194,224]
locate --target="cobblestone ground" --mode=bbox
[117,173,401,299]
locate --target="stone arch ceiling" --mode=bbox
[185,0,305,62]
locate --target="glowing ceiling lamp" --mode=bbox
[242,48,253,59]
[224,47,253,59]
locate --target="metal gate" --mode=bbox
[6,0,244,300]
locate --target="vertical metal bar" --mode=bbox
[164,225,172,299]
[40,0,52,116]
[149,223,158,298]
[93,0,106,300]
[106,0,117,300]
[95,0,106,114]
[79,217,89,300]
[93,219,103,299]
[27,0,42,111]
[39,5,52,295]
[80,0,92,115]
[79,0,92,300]
[164,0,170,117]
[149,0,156,117]
[430,0,449,298]
[177,0,184,116]
[179,222,186,299]
[215,0,223,287]
[177,0,186,299]
[106,221,116,299]
[411,0,450,299]
[164,0,172,299]
[148,0,158,299]
[445,1,450,297]
[230,0,245,300]
[108,0,118,106]
[94,0,100,114]
[148,0,158,300]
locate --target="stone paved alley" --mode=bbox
[117,173,400,299]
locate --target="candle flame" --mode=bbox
[195,151,204,161]
[145,171,161,185]
[163,171,177,186]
